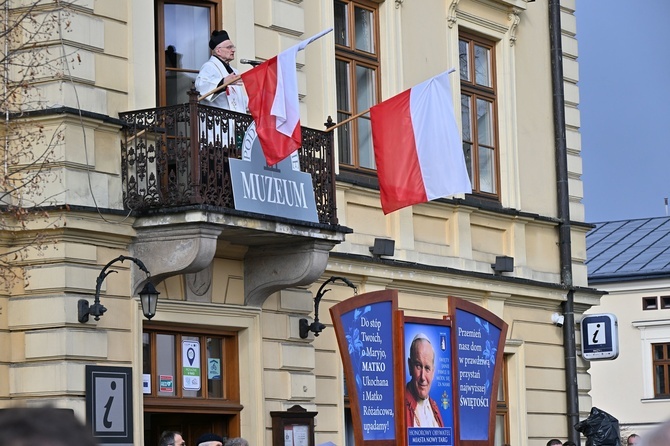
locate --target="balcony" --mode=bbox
[119,90,348,306]
[120,90,337,225]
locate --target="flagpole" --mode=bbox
[324,109,370,133]
[197,75,241,102]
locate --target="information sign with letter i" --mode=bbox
[580,313,619,360]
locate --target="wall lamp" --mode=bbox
[299,276,357,339]
[78,255,160,323]
[369,238,395,259]
[491,255,514,274]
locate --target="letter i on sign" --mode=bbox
[587,322,604,345]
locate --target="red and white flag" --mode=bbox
[370,70,472,214]
[241,28,332,166]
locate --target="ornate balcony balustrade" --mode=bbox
[120,90,337,225]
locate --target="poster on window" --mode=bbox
[182,340,201,391]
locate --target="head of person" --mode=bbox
[546,439,562,446]
[196,433,224,446]
[563,441,576,446]
[159,430,185,446]
[209,30,236,63]
[224,438,249,446]
[627,433,640,446]
[0,406,98,446]
[407,333,435,401]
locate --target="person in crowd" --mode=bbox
[224,438,249,446]
[159,430,186,446]
[195,30,248,113]
[0,406,98,446]
[547,438,562,446]
[405,333,443,428]
[196,433,225,446]
[627,433,641,446]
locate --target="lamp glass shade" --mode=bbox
[139,282,160,320]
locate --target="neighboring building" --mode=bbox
[586,217,670,437]
[1,1,601,445]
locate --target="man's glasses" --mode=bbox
[219,44,236,50]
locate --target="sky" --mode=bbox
[576,0,670,223]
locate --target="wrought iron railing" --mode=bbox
[120,90,337,225]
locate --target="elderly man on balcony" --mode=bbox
[196,30,249,113]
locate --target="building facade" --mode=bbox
[586,217,670,438]
[1,0,600,445]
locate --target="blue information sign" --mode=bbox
[340,300,396,440]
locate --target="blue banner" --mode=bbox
[455,309,501,441]
[341,301,395,440]
[404,322,454,446]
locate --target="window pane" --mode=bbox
[166,71,199,105]
[182,335,203,398]
[337,114,352,165]
[459,40,470,82]
[476,98,493,146]
[654,344,665,360]
[474,44,491,87]
[354,6,374,53]
[334,1,349,46]
[461,94,472,141]
[143,333,151,375]
[164,4,210,71]
[336,60,351,112]
[156,334,175,397]
[479,146,496,194]
[494,414,505,446]
[655,365,666,394]
[207,337,223,398]
[357,115,374,169]
[356,65,376,111]
[463,142,473,181]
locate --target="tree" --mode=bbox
[0,0,75,289]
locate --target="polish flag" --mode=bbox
[241,28,333,166]
[370,70,472,214]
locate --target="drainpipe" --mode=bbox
[548,0,579,442]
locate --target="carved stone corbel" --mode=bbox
[448,0,460,28]
[244,240,335,307]
[508,8,521,46]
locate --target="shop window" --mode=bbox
[143,326,240,406]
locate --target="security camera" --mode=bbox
[552,312,564,327]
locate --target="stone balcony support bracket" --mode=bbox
[244,240,336,307]
[130,224,223,293]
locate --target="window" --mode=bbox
[459,33,499,198]
[143,325,240,408]
[643,296,658,310]
[156,0,220,106]
[334,0,380,170]
[495,359,510,446]
[662,296,670,309]
[652,343,670,398]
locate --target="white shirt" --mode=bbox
[415,398,440,427]
[195,55,248,113]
